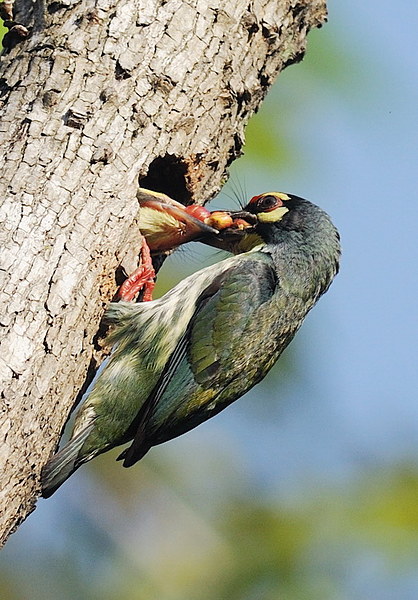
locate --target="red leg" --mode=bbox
[116,237,156,302]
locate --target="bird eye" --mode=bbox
[257,195,282,211]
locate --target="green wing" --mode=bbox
[120,253,278,466]
[188,254,278,386]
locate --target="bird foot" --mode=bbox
[116,237,155,302]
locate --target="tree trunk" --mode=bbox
[0,0,327,545]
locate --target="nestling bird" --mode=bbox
[136,188,225,253]
[116,188,234,301]
[41,192,340,497]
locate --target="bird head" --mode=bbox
[205,191,341,266]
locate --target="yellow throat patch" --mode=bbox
[257,205,289,223]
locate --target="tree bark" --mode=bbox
[0,0,327,545]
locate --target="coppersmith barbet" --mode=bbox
[41,192,340,497]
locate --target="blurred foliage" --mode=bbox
[245,28,362,169]
[3,466,418,600]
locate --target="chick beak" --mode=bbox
[137,190,219,252]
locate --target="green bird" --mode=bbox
[41,192,340,497]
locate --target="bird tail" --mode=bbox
[41,424,94,498]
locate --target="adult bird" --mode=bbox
[41,192,340,497]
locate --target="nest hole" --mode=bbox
[139,155,192,205]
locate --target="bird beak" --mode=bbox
[137,189,219,252]
[198,210,258,253]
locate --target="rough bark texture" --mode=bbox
[0,0,327,545]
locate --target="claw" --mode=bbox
[116,237,156,302]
